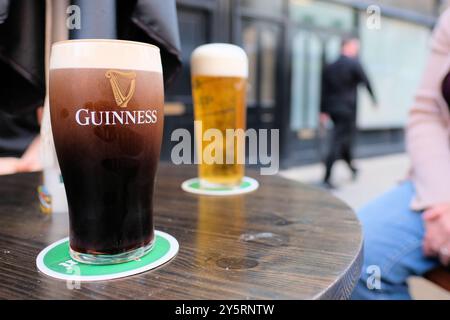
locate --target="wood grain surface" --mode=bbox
[0,164,363,299]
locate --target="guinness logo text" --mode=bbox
[73,70,158,126]
[75,109,158,126]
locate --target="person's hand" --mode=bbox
[423,204,450,266]
[0,157,20,175]
[0,107,43,175]
[319,113,329,125]
[16,136,42,173]
[0,136,42,175]
[36,107,43,124]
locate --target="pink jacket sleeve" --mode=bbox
[407,9,450,211]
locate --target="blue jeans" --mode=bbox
[351,181,439,300]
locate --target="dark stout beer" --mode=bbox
[49,40,164,264]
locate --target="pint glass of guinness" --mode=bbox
[191,44,248,188]
[49,40,164,264]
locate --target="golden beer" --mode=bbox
[191,44,248,187]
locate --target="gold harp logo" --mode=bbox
[105,70,136,108]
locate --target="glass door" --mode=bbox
[241,20,282,130]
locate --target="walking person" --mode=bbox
[320,37,377,189]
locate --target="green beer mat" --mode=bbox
[36,230,179,282]
[181,176,259,196]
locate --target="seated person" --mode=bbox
[351,9,450,300]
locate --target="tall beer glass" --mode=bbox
[49,40,164,264]
[191,44,248,188]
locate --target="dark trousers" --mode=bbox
[324,114,356,183]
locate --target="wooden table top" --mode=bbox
[0,164,363,300]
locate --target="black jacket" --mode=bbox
[0,0,45,116]
[0,0,44,156]
[0,0,181,116]
[320,55,376,118]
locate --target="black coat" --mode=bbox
[0,0,182,116]
[320,55,376,119]
[0,0,45,116]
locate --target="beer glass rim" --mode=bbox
[52,39,160,51]
[191,43,248,78]
[50,39,162,72]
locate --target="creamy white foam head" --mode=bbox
[50,39,162,72]
[191,43,248,78]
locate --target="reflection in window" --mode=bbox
[290,33,305,131]
[241,0,283,17]
[358,15,430,128]
[307,36,322,128]
[260,27,277,108]
[242,24,258,106]
[289,0,354,32]
[372,0,436,16]
[242,22,279,109]
[290,31,323,130]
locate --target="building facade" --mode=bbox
[163,0,442,166]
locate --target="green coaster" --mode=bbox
[181,177,259,196]
[36,230,178,282]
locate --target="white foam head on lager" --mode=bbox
[191,43,248,78]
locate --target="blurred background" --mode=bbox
[167,1,450,298]
[2,0,447,174]
[164,0,447,166]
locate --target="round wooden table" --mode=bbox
[0,164,363,299]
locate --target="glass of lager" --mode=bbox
[49,40,164,264]
[191,43,248,188]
